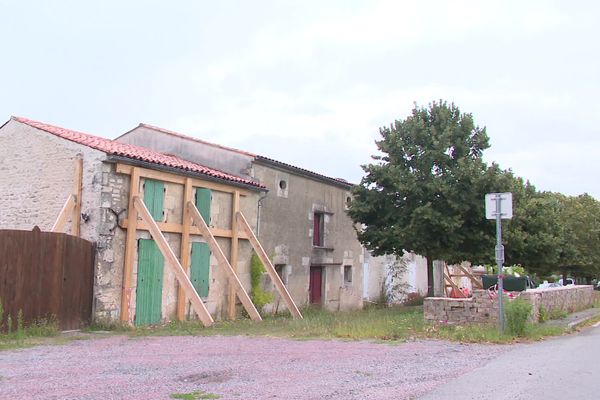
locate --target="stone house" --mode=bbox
[116,124,367,311]
[0,116,275,325]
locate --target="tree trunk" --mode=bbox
[426,255,434,297]
[562,269,568,286]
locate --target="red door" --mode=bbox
[309,267,323,305]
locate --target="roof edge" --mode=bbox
[107,155,267,192]
[254,156,354,189]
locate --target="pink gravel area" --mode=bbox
[0,335,507,399]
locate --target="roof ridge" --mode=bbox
[136,123,257,157]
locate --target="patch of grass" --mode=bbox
[170,390,220,399]
[80,305,571,345]
[130,306,425,342]
[0,315,59,351]
[548,309,568,320]
[85,318,132,333]
[425,321,566,343]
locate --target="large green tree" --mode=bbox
[348,101,498,296]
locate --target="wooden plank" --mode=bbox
[116,162,250,196]
[135,197,214,326]
[120,167,140,323]
[72,157,83,237]
[227,191,240,320]
[51,194,76,232]
[176,178,193,321]
[187,201,262,322]
[236,211,303,319]
[444,275,467,298]
[456,264,483,289]
[120,219,249,239]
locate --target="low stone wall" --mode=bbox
[424,285,594,324]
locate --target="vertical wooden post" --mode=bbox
[120,167,140,323]
[176,178,193,320]
[72,156,83,237]
[227,190,240,320]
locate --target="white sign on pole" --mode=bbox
[485,193,513,219]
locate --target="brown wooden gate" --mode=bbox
[0,227,95,330]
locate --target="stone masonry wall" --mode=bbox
[424,286,595,324]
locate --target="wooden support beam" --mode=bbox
[120,219,248,239]
[71,157,83,237]
[236,211,303,319]
[187,201,262,322]
[176,178,193,321]
[135,197,214,327]
[456,264,483,289]
[444,274,467,298]
[51,194,76,232]
[116,163,250,196]
[227,190,240,320]
[120,167,140,323]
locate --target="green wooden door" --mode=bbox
[195,188,211,224]
[135,239,164,325]
[190,242,210,297]
[144,179,165,221]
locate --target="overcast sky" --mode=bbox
[1,1,598,198]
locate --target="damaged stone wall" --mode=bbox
[95,167,260,322]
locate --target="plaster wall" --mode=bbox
[117,126,255,180]
[253,163,364,311]
[0,119,106,238]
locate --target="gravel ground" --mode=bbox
[0,335,507,400]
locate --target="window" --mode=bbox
[275,264,287,285]
[143,179,165,221]
[344,265,352,285]
[313,212,324,246]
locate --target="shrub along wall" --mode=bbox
[424,286,594,324]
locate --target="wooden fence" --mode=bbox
[0,227,95,331]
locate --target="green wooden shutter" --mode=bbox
[135,239,164,325]
[190,242,210,297]
[144,179,165,221]
[195,188,212,224]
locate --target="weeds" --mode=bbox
[504,298,532,336]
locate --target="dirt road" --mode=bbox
[0,335,506,399]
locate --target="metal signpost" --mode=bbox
[485,192,513,332]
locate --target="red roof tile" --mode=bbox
[12,117,264,189]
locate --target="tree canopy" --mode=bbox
[347,101,500,296]
[349,101,600,294]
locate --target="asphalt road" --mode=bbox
[419,323,600,400]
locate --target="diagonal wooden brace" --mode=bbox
[187,201,262,322]
[134,197,214,327]
[51,194,76,232]
[236,211,303,319]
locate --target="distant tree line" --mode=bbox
[347,101,600,296]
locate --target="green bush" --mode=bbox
[250,252,273,310]
[504,298,532,336]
